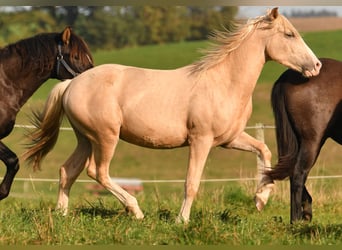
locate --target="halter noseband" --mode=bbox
[56,43,79,78]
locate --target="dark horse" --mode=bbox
[263,58,342,223]
[0,27,94,200]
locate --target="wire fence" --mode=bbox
[4,122,342,186]
[4,175,342,184]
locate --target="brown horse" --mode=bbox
[0,27,94,200]
[24,8,321,223]
[259,58,342,223]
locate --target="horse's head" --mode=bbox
[261,8,321,77]
[54,27,94,79]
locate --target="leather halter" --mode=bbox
[56,43,79,78]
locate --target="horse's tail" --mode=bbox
[23,79,71,171]
[266,73,299,180]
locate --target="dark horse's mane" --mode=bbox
[0,31,93,78]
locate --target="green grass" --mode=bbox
[1,183,342,245]
[2,29,342,245]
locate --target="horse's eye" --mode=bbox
[74,55,80,60]
[285,32,295,38]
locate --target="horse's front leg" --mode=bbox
[177,136,212,223]
[0,141,20,199]
[221,131,274,211]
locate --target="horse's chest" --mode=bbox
[210,100,252,143]
[213,96,252,121]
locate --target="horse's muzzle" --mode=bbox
[303,60,322,78]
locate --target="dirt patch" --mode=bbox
[289,17,342,32]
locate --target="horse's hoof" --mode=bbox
[135,211,144,219]
[126,206,144,219]
[255,197,265,211]
[254,182,275,211]
[175,215,189,224]
[302,212,312,222]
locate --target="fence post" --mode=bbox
[23,180,29,193]
[255,123,265,181]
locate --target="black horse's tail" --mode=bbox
[266,73,299,180]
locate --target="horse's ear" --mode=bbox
[61,26,72,45]
[268,7,279,20]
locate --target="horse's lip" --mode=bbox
[303,60,322,78]
[303,67,320,78]
[303,70,314,78]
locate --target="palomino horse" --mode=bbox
[24,8,321,222]
[0,27,94,200]
[259,58,342,223]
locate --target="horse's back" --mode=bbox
[283,58,342,97]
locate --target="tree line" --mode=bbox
[0,6,238,50]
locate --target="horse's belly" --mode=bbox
[119,124,188,149]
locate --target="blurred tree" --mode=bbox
[32,6,93,27]
[0,9,56,46]
[187,6,238,40]
[0,6,238,49]
[131,6,190,45]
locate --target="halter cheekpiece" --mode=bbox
[56,43,79,78]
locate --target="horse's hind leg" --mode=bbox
[87,135,144,219]
[0,141,19,199]
[56,132,91,215]
[221,132,274,211]
[290,140,319,222]
[301,186,312,221]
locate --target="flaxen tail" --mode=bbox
[23,80,72,171]
[266,71,300,180]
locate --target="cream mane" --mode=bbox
[189,12,276,75]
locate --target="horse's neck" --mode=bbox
[0,47,53,108]
[17,74,50,108]
[213,33,266,96]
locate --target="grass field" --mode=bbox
[1,182,342,245]
[1,29,342,245]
